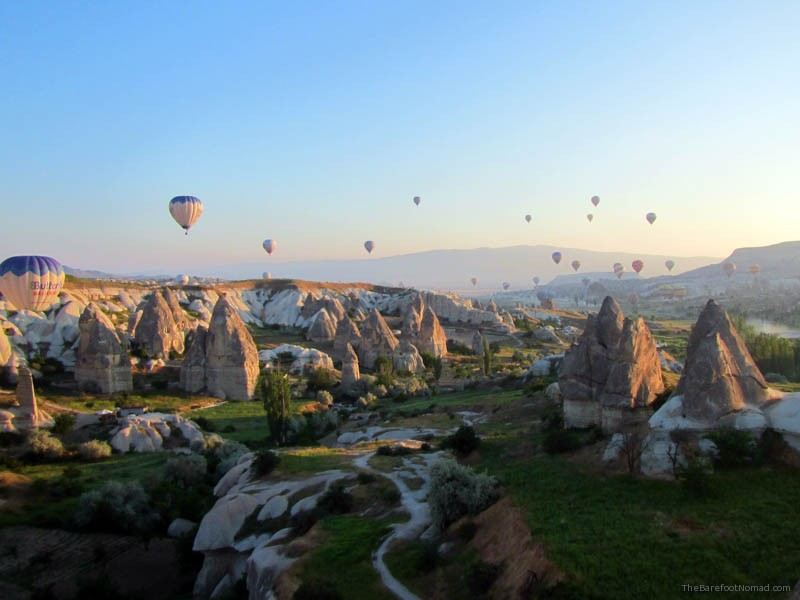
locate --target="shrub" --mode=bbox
[208,438,250,477]
[376,444,412,457]
[306,368,337,392]
[542,429,582,454]
[164,454,208,487]
[194,416,216,432]
[316,482,353,516]
[51,413,76,435]
[540,404,564,431]
[428,459,498,530]
[676,457,714,498]
[357,392,378,408]
[446,339,474,355]
[252,449,281,476]
[29,430,65,459]
[316,390,334,407]
[374,356,394,387]
[258,369,292,446]
[706,429,757,468]
[293,579,343,600]
[442,425,481,457]
[74,480,159,535]
[77,440,112,461]
[356,471,375,484]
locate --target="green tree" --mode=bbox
[258,369,292,446]
[481,337,493,375]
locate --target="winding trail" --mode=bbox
[353,450,443,600]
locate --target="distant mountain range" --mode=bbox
[65,242,800,292]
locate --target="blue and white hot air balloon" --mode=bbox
[0,256,65,312]
[263,239,277,255]
[169,196,204,234]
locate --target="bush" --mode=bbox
[442,425,481,457]
[374,356,394,387]
[540,404,564,431]
[446,340,474,355]
[316,482,353,516]
[74,480,159,535]
[316,390,334,407]
[356,471,375,484]
[29,430,65,459]
[208,438,250,477]
[542,429,582,454]
[306,368,337,392]
[293,579,343,600]
[194,416,216,432]
[357,392,378,408]
[676,457,714,498]
[51,413,76,435]
[429,459,498,530]
[376,444,412,457]
[164,453,208,487]
[252,449,281,476]
[77,440,112,461]
[706,429,757,468]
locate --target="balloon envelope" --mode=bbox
[533,276,540,285]
[665,260,675,272]
[176,274,189,286]
[262,239,277,255]
[502,282,510,290]
[0,256,65,312]
[587,213,594,223]
[525,214,532,223]
[470,277,478,286]
[646,212,657,225]
[263,272,272,280]
[413,196,421,206]
[169,196,204,233]
[551,252,562,265]
[571,260,581,272]
[591,195,600,207]
[723,261,737,277]
[632,260,644,274]
[748,264,761,275]
[364,240,375,254]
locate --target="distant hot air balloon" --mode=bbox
[723,261,737,278]
[748,264,761,276]
[262,239,277,255]
[0,256,65,312]
[413,196,421,206]
[665,260,675,272]
[591,195,600,207]
[632,260,644,274]
[176,274,189,286]
[364,240,375,254]
[502,282,510,290]
[533,276,540,286]
[571,260,581,272]
[551,252,562,265]
[471,277,478,286]
[587,213,594,223]
[646,212,657,225]
[525,214,532,223]
[613,262,624,279]
[169,196,204,234]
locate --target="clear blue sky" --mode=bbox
[1,1,798,273]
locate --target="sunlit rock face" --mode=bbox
[559,296,664,432]
[75,303,133,394]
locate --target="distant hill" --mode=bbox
[201,245,719,291]
[678,241,800,281]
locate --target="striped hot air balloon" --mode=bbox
[169,196,204,234]
[0,256,65,312]
[263,239,277,255]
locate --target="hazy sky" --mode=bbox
[1,1,798,273]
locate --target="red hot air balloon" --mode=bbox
[632,260,644,274]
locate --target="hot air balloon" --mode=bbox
[471,277,478,286]
[646,212,657,225]
[632,260,644,274]
[571,260,581,272]
[587,213,594,223]
[176,274,189,286]
[525,214,532,223]
[551,252,562,265]
[364,240,375,254]
[723,261,737,278]
[613,262,624,279]
[0,256,65,312]
[169,196,204,234]
[748,264,761,276]
[665,260,675,272]
[263,272,272,280]
[262,239,277,255]
[413,196,421,206]
[591,195,600,207]
[533,276,540,285]
[502,282,510,290]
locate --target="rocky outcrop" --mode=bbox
[75,304,133,394]
[393,340,425,374]
[180,297,260,401]
[417,307,448,358]
[358,309,399,369]
[15,366,45,429]
[559,297,664,432]
[133,291,185,358]
[341,343,361,391]
[161,287,191,331]
[306,308,337,342]
[332,315,361,361]
[259,344,334,375]
[110,412,205,453]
